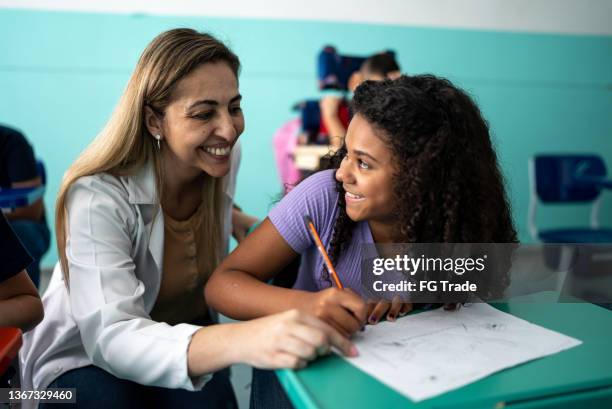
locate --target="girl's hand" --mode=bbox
[366,297,413,325]
[301,288,368,338]
[241,309,358,370]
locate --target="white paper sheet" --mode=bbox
[342,303,582,402]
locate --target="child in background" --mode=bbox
[0,125,50,287]
[321,51,401,149]
[206,74,517,408]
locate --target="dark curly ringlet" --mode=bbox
[321,75,517,294]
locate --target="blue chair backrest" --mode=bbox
[535,155,606,203]
[317,46,366,90]
[300,100,321,134]
[0,159,46,209]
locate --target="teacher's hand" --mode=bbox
[231,207,259,243]
[242,309,358,370]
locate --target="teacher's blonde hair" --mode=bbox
[55,28,240,285]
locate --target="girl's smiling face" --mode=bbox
[335,114,398,228]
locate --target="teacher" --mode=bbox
[20,28,354,409]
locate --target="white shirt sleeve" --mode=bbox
[65,175,211,390]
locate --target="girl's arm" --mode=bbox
[320,96,346,149]
[207,218,305,319]
[205,218,367,337]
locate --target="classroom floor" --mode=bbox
[38,269,253,409]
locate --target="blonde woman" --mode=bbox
[19,29,356,409]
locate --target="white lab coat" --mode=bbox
[19,144,240,407]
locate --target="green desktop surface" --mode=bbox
[276,296,612,409]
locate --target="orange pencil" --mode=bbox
[303,215,344,289]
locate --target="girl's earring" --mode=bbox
[155,134,161,150]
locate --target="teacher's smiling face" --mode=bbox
[335,114,397,225]
[146,61,244,179]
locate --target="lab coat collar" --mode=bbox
[127,160,157,205]
[123,161,164,274]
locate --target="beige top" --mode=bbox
[151,203,212,325]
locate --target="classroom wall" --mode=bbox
[2,0,611,35]
[1,6,611,267]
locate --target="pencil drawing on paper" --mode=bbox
[342,303,582,402]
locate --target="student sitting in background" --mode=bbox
[0,125,50,288]
[320,51,401,150]
[206,74,518,408]
[0,211,44,332]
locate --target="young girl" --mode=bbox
[206,74,517,408]
[19,29,354,409]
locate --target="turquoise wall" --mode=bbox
[1,9,611,266]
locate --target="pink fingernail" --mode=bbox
[350,346,359,357]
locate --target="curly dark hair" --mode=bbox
[323,74,517,278]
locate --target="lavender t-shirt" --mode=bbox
[269,169,374,293]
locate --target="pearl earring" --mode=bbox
[154,134,161,150]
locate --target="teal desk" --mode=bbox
[276,299,612,409]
